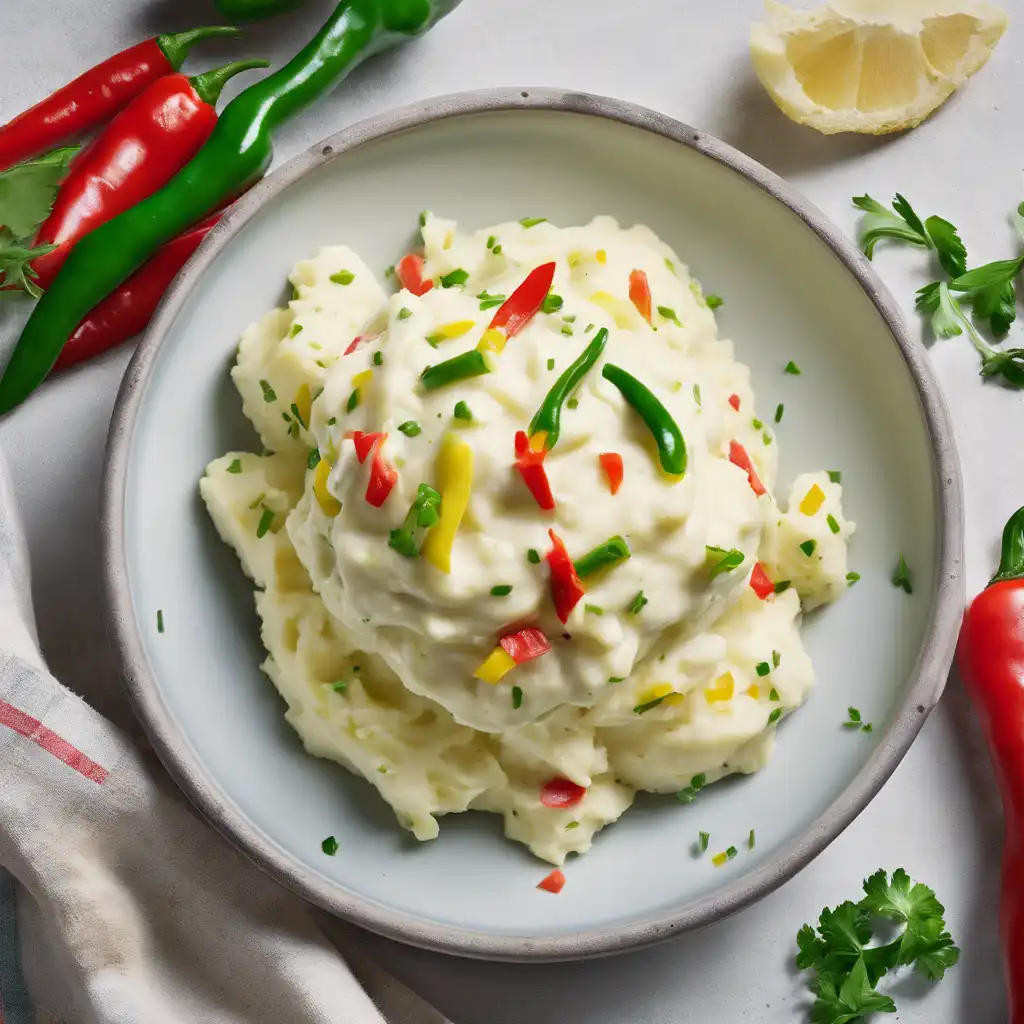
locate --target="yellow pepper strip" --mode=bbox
[799,483,826,516]
[589,291,635,329]
[705,671,735,704]
[596,249,607,264]
[477,326,506,353]
[473,646,516,684]
[427,319,476,345]
[422,433,474,573]
[748,683,760,700]
[313,457,341,517]
[351,369,373,395]
[712,852,728,867]
[293,384,312,429]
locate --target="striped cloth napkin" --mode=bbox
[0,453,450,1024]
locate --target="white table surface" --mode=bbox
[1,1,1016,1020]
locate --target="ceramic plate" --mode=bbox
[102,89,963,961]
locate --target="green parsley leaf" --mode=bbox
[627,591,648,615]
[925,215,968,278]
[768,708,782,724]
[398,420,421,437]
[784,360,801,375]
[892,555,912,594]
[527,548,541,564]
[512,685,523,709]
[227,458,242,474]
[330,270,355,285]
[440,268,469,288]
[769,687,780,701]
[657,305,681,325]
[676,773,706,804]
[0,146,78,240]
[397,306,412,320]
[853,193,930,258]
[259,379,277,403]
[321,835,339,856]
[756,661,771,677]
[0,229,58,298]
[541,292,564,314]
[845,706,862,727]
[950,257,1024,335]
[490,584,513,597]
[478,290,506,310]
[307,449,321,470]
[520,216,547,228]
[846,571,861,586]
[706,545,745,576]
[453,400,473,421]
[828,470,842,484]
[705,294,723,309]
[800,539,817,557]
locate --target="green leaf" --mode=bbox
[853,194,930,259]
[914,933,961,981]
[917,281,963,340]
[924,215,967,278]
[0,228,57,298]
[949,256,1024,335]
[0,147,78,240]
[980,346,1024,387]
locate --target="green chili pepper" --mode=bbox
[215,0,307,19]
[0,0,462,414]
[528,328,607,449]
[420,350,491,390]
[602,363,687,477]
[574,535,631,579]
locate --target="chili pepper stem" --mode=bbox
[191,61,273,107]
[991,507,1024,585]
[157,26,245,70]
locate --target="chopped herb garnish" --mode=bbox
[657,305,681,325]
[769,687,780,701]
[774,403,784,423]
[563,314,577,323]
[492,244,503,255]
[541,293,564,314]
[799,539,817,557]
[373,351,384,366]
[439,268,469,288]
[490,584,513,597]
[346,389,360,413]
[756,661,771,677]
[248,492,266,510]
[259,379,276,403]
[290,402,306,428]
[565,821,580,830]
[892,555,913,594]
[748,829,756,850]
[315,359,328,369]
[699,831,710,852]
[676,773,707,804]
[290,323,303,336]
[706,295,724,309]
[307,448,321,470]
[397,306,412,320]
[665,257,676,273]
[478,289,506,310]
[398,420,421,437]
[845,706,863,727]
[321,836,339,856]
[256,507,275,539]
[330,270,355,285]
[726,845,738,859]
[763,431,773,445]
[784,360,801,375]
[706,545,745,576]
[634,695,672,715]
[388,483,442,557]
[827,513,841,534]
[453,400,473,421]
[520,216,547,228]
[332,681,347,693]
[419,210,428,228]
[512,685,523,709]
[863,723,874,733]
[768,708,782,724]
[627,591,648,615]
[752,418,763,430]
[828,470,842,484]
[693,383,702,406]
[527,548,541,564]
[560,323,574,336]
[584,603,604,615]
[384,264,395,278]
[486,234,497,249]
[327,417,337,425]
[566,397,579,409]
[772,650,781,668]
[227,458,242,474]
[847,571,861,586]
[585,322,595,333]
[608,676,625,684]
[156,609,164,633]
[547,358,555,371]
[574,535,631,578]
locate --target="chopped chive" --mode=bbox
[706,545,744,576]
[560,323,574,336]
[827,513,841,534]
[332,681,347,693]
[439,268,469,288]
[290,323,303,336]
[752,418,763,430]
[774,580,791,594]
[784,360,801,375]
[248,492,266,510]
[373,351,384,366]
[315,359,328,369]
[419,210,428,228]
[397,306,412,320]
[627,591,648,615]
[486,234,497,249]
[763,431,772,445]
[259,379,277,403]
[307,449,321,470]
[330,270,355,285]
[693,383,702,406]
[634,695,670,715]
[520,216,547,228]
[384,264,395,278]
[227,458,242,474]
[290,402,306,428]
[156,609,164,633]
[566,397,579,410]
[862,723,874,733]
[574,535,631,578]
[256,507,275,538]
[398,420,421,437]
[322,836,339,856]
[541,293,564,314]
[478,290,506,310]
[346,389,360,413]
[845,706,862,727]
[492,244,503,255]
[772,650,781,668]
[665,257,676,273]
[657,305,681,325]
[676,773,706,804]
[774,403,784,423]
[892,555,913,594]
[769,687,780,701]
[699,831,710,852]
[846,571,861,586]
[756,661,771,677]
[584,603,604,615]
[563,314,577,323]
[547,358,555,371]
[565,820,580,830]
[747,830,755,850]
[527,548,541,564]
[512,685,523,709]
[490,584,513,597]
[799,539,817,557]
[828,470,842,484]
[608,676,625,684]
[726,845,738,859]
[327,416,337,425]
[705,295,723,309]
[453,400,473,422]
[585,322,595,333]
[768,708,782,724]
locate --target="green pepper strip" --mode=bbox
[574,535,631,579]
[528,328,608,449]
[420,350,490,391]
[388,482,441,557]
[0,0,463,414]
[601,363,687,477]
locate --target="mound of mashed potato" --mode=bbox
[201,214,854,866]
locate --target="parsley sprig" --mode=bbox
[796,869,959,1024]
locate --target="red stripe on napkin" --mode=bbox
[0,700,108,784]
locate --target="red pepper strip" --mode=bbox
[728,393,741,411]
[352,430,387,464]
[729,440,766,497]
[344,332,380,356]
[628,268,652,324]
[514,431,555,511]
[488,262,556,339]
[366,448,398,508]
[537,869,566,894]
[500,627,552,665]
[54,212,221,372]
[958,506,1024,1021]
[0,26,241,173]
[396,253,433,296]
[749,562,774,599]
[598,452,623,495]
[540,777,586,808]
[546,529,585,624]
[29,61,268,293]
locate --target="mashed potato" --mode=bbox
[201,214,854,865]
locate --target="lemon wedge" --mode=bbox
[750,0,1008,135]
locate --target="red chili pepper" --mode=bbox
[28,61,267,293]
[546,529,585,624]
[957,506,1024,1022]
[749,562,774,600]
[499,627,552,665]
[488,262,556,339]
[728,393,741,411]
[0,26,241,173]
[540,777,586,808]
[628,268,652,324]
[729,440,766,497]
[598,452,623,495]
[344,332,379,356]
[366,448,397,508]
[514,430,556,511]
[395,253,433,296]
[537,869,566,894]
[351,430,387,464]
[54,212,221,372]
